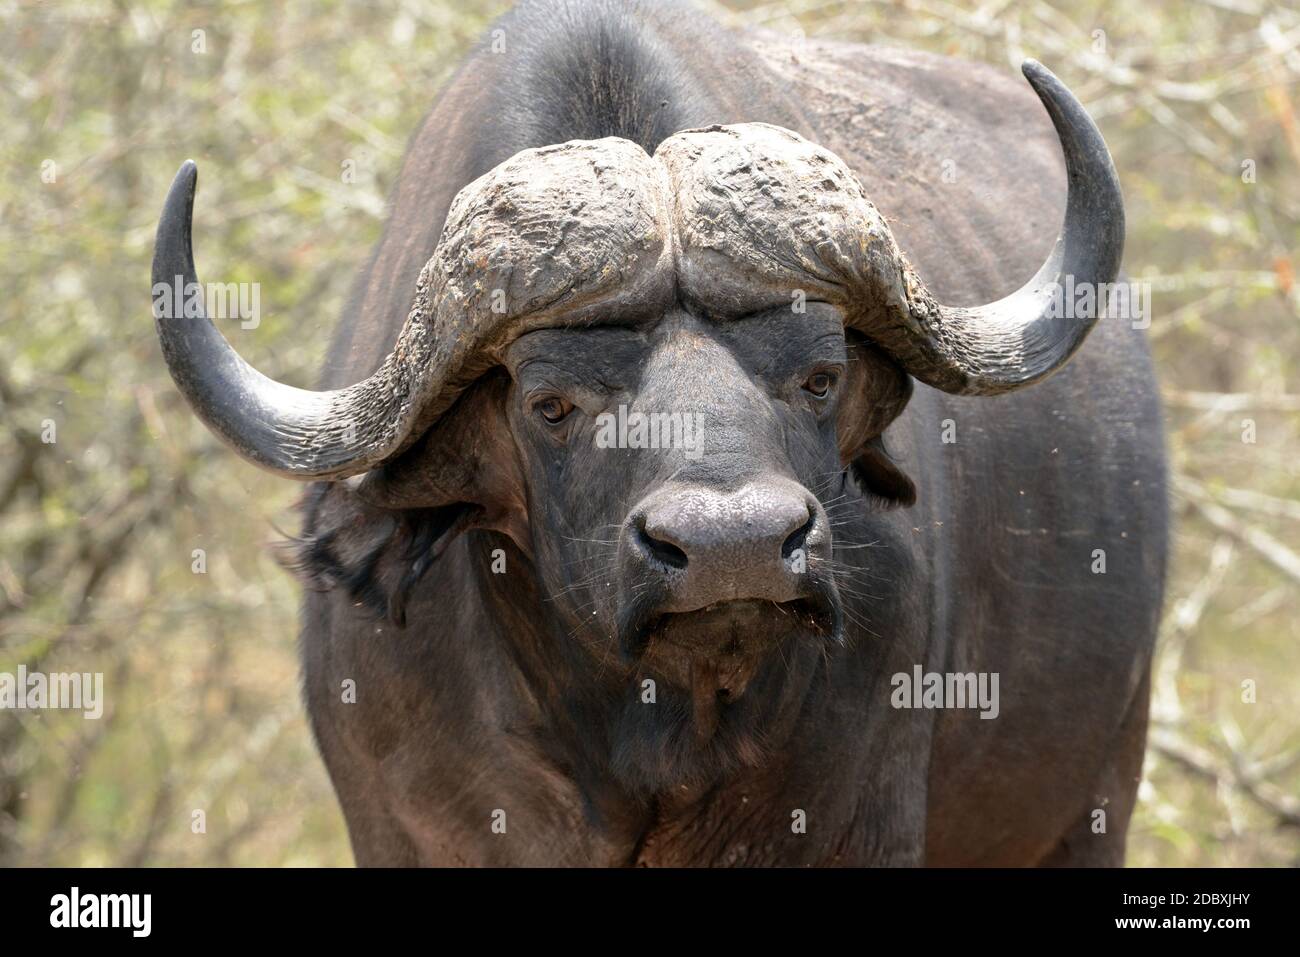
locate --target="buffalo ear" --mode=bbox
[837,333,916,508]
[284,369,528,628]
[851,437,917,508]
[353,369,529,548]
[282,485,478,628]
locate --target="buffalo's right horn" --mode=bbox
[151,161,439,480]
[152,139,672,480]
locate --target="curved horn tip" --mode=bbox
[155,160,202,288]
[1019,58,1062,94]
[171,159,197,191]
[1017,62,1100,138]
[161,161,198,220]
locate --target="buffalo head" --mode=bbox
[152,61,1123,790]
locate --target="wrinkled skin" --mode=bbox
[295,0,1166,866]
[497,307,910,792]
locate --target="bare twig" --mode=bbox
[1150,726,1300,829]
[1176,476,1300,583]
[1163,390,1300,413]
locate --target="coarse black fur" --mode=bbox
[293,0,1167,867]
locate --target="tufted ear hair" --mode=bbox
[281,371,529,627]
[354,370,527,539]
[836,333,916,508]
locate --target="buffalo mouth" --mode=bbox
[620,580,842,656]
[606,588,843,789]
[616,593,840,753]
[656,595,839,655]
[623,589,842,685]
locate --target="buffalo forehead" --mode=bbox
[655,122,898,317]
[433,135,674,345]
[429,124,896,349]
[388,126,902,446]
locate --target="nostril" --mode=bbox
[649,536,689,570]
[635,518,689,570]
[781,509,816,559]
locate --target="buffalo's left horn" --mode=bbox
[864,59,1126,395]
[151,161,439,479]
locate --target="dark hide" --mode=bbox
[296,0,1167,866]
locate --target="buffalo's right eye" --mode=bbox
[536,397,574,424]
[803,371,834,399]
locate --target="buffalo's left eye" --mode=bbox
[803,372,834,399]
[536,397,574,424]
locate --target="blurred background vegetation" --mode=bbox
[1,0,1296,866]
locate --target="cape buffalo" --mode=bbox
[151,0,1168,866]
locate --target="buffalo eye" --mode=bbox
[803,371,835,399]
[535,396,574,424]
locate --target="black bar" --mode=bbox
[0,867,1290,942]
